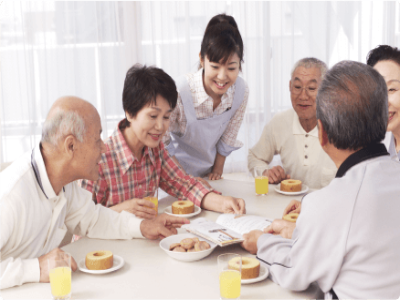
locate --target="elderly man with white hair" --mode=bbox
[0,96,188,289]
[248,57,337,189]
[242,61,400,298]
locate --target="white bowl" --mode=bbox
[159,233,217,262]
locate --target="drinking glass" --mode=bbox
[218,253,241,300]
[144,188,158,215]
[254,166,269,195]
[48,252,72,300]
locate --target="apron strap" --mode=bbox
[175,76,196,121]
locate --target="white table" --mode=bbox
[2,179,322,299]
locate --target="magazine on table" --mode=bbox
[181,214,272,247]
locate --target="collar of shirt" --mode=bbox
[192,68,234,108]
[335,143,389,178]
[292,111,318,137]
[388,133,400,160]
[32,142,61,199]
[108,122,157,175]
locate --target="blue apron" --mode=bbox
[167,76,246,177]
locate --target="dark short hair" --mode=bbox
[121,64,178,129]
[316,61,388,150]
[200,14,244,70]
[366,45,400,68]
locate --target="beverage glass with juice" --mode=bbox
[254,166,268,195]
[48,252,72,300]
[144,188,158,215]
[218,253,241,299]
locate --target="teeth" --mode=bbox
[216,82,225,87]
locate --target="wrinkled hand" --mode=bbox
[264,219,296,239]
[196,177,212,189]
[38,248,77,283]
[208,172,223,181]
[266,166,290,184]
[241,230,264,254]
[283,200,301,217]
[118,198,157,219]
[140,213,190,240]
[221,196,246,214]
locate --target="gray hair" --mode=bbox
[41,109,86,146]
[316,60,388,150]
[291,57,328,80]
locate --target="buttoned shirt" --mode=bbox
[80,122,212,207]
[248,108,337,189]
[256,144,400,299]
[0,143,143,289]
[163,68,249,148]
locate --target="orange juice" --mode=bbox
[144,196,158,214]
[219,270,241,299]
[49,267,71,298]
[255,176,269,194]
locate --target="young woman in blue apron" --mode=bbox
[164,14,249,181]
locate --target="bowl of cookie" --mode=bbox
[159,233,217,262]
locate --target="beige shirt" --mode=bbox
[248,108,337,189]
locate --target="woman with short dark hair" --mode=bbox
[79,64,245,221]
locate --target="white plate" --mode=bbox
[159,233,217,262]
[241,264,269,284]
[78,254,124,274]
[274,184,309,196]
[164,205,201,218]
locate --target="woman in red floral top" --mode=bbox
[80,64,245,219]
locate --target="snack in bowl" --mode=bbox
[228,256,260,279]
[169,237,210,252]
[85,250,113,270]
[283,212,299,223]
[280,179,302,192]
[172,200,194,214]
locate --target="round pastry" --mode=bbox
[280,179,302,192]
[283,212,299,223]
[172,200,194,214]
[228,257,260,279]
[85,250,113,270]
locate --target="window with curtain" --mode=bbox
[1,1,399,173]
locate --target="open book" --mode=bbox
[181,214,272,247]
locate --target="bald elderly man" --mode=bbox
[0,97,188,289]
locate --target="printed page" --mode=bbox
[182,218,243,247]
[216,214,272,235]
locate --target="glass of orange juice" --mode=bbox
[48,252,72,300]
[218,253,241,299]
[144,188,158,215]
[254,166,268,195]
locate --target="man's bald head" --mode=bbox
[41,96,99,147]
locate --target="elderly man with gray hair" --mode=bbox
[0,96,189,289]
[242,61,400,298]
[248,57,337,189]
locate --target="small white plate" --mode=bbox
[164,205,201,218]
[78,254,124,274]
[274,184,309,196]
[241,265,269,284]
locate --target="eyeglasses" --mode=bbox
[291,85,318,96]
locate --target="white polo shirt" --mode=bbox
[384,132,400,161]
[248,108,337,189]
[256,143,400,299]
[0,143,144,289]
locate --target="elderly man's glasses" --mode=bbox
[291,85,318,96]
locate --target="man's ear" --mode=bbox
[317,119,329,147]
[63,135,76,158]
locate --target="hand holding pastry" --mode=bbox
[283,200,302,216]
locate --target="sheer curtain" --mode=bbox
[1,1,399,173]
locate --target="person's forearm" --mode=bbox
[108,202,125,213]
[200,192,223,213]
[212,152,226,174]
[171,155,186,172]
